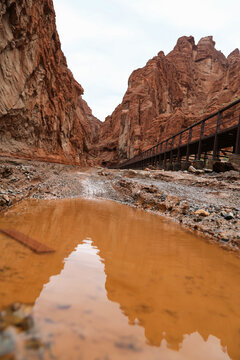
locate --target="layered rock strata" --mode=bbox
[0,0,100,165]
[96,36,240,165]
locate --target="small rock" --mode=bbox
[118,180,128,188]
[179,201,190,215]
[0,331,15,356]
[10,303,21,312]
[0,168,13,179]
[0,195,12,207]
[18,315,34,331]
[225,208,232,213]
[165,195,180,211]
[157,202,167,212]
[25,337,43,350]
[98,170,110,176]
[123,170,137,178]
[142,185,158,194]
[220,238,229,243]
[221,210,234,220]
[188,165,197,173]
[195,209,210,217]
[0,199,6,207]
[2,195,10,203]
[188,165,204,174]
[224,212,234,220]
[194,216,203,222]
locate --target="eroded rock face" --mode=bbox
[0,0,100,165]
[96,36,240,165]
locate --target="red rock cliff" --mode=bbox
[96,36,240,165]
[0,0,100,165]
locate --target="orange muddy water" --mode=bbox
[0,198,239,360]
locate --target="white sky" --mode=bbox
[54,0,240,121]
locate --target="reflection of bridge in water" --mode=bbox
[117,99,240,170]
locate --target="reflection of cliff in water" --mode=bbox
[0,198,239,359]
[0,199,88,307]
[91,208,240,359]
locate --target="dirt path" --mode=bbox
[0,156,239,252]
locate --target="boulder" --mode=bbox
[213,162,235,173]
[195,209,210,217]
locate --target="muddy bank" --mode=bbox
[0,156,239,252]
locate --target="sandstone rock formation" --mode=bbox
[0,0,100,165]
[96,36,240,165]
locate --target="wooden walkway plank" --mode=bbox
[0,228,55,253]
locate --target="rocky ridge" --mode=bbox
[96,36,240,165]
[0,0,101,165]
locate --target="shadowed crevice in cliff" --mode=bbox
[94,36,240,166]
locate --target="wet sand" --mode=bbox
[0,198,239,359]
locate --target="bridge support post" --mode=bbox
[159,153,164,169]
[158,144,163,169]
[177,133,182,162]
[186,128,192,162]
[235,114,240,154]
[170,137,175,165]
[213,111,222,160]
[153,155,156,167]
[163,140,168,169]
[197,120,205,160]
[175,133,182,170]
[156,154,159,169]
[204,152,208,168]
[156,147,158,165]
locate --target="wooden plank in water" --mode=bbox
[0,228,55,253]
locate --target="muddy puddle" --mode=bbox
[0,198,240,360]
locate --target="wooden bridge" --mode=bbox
[117,98,240,170]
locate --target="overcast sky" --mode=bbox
[54,0,240,121]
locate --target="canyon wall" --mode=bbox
[1,2,239,169]
[0,0,100,165]
[96,36,240,165]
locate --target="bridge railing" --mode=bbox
[117,98,240,169]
